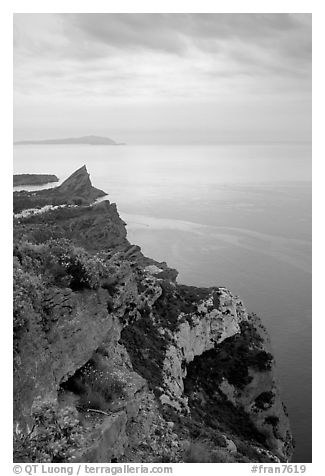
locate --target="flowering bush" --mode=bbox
[13,258,45,335]
[14,238,109,291]
[60,249,105,290]
[62,357,126,412]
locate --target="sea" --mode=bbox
[13,142,312,462]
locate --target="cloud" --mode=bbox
[13,13,311,142]
[14,14,311,66]
[63,13,311,66]
[66,13,186,54]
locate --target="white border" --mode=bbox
[2,2,321,474]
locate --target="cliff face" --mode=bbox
[13,166,293,463]
[56,165,105,201]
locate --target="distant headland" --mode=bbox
[14,174,59,186]
[14,135,125,146]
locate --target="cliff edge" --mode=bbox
[13,166,293,463]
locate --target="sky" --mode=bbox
[13,13,312,144]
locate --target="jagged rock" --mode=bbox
[160,288,247,401]
[13,165,106,213]
[56,165,105,202]
[225,438,237,453]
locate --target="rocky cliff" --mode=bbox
[13,165,106,213]
[13,166,293,463]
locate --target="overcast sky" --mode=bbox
[13,13,311,144]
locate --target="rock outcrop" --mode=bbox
[13,165,106,213]
[56,165,105,201]
[13,167,294,463]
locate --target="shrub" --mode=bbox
[211,448,233,463]
[13,260,45,336]
[101,276,118,295]
[264,415,279,427]
[14,238,112,291]
[251,351,273,371]
[62,357,126,412]
[255,391,275,410]
[184,441,213,463]
[13,398,84,463]
[183,441,233,463]
[46,240,105,290]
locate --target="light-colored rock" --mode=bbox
[161,288,247,400]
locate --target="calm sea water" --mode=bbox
[13,143,312,462]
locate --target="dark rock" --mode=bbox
[13,165,106,213]
[14,174,59,186]
[56,165,105,202]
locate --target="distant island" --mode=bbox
[14,135,125,146]
[14,174,59,186]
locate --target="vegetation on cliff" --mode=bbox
[14,398,85,462]
[13,166,293,463]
